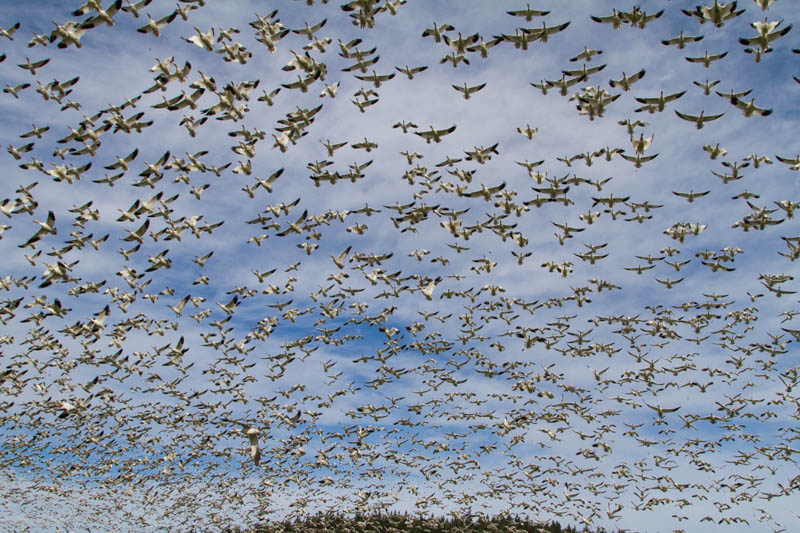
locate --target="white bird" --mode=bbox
[121,0,153,18]
[253,168,284,194]
[421,277,442,300]
[4,82,30,98]
[50,20,94,48]
[394,64,428,79]
[185,27,215,50]
[630,133,653,154]
[507,3,550,21]
[104,148,139,171]
[17,57,50,75]
[320,81,339,98]
[292,18,327,40]
[570,46,603,62]
[673,190,711,202]
[223,419,262,466]
[674,109,725,129]
[421,22,454,43]
[33,210,57,235]
[685,50,728,68]
[331,246,351,269]
[609,69,645,91]
[136,11,177,37]
[730,96,773,117]
[0,21,21,40]
[662,31,704,49]
[703,143,727,159]
[7,142,34,160]
[516,124,538,139]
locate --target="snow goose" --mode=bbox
[136,11,177,37]
[674,109,725,129]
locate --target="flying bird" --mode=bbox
[662,31,704,48]
[452,82,486,99]
[507,3,550,21]
[414,124,456,144]
[685,50,728,67]
[136,11,177,36]
[674,109,725,129]
[223,419,262,466]
[609,69,645,91]
[730,96,773,117]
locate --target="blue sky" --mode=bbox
[1,1,799,531]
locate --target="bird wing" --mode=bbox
[776,154,800,165]
[674,109,698,122]
[701,111,725,122]
[629,68,646,82]
[685,55,706,63]
[663,90,687,102]
[546,21,571,34]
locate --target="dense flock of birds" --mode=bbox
[1,0,800,531]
